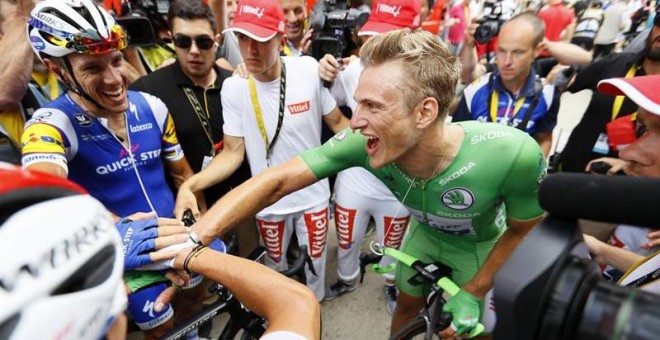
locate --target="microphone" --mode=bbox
[539,173,660,227]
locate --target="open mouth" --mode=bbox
[102,88,124,102]
[364,133,380,156]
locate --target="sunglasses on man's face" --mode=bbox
[173,34,216,50]
[655,13,660,27]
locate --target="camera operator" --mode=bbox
[453,12,560,156]
[581,75,660,286]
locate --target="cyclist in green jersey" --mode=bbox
[184,29,546,339]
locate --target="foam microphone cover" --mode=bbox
[539,173,660,227]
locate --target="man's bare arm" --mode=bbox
[0,0,36,110]
[322,107,350,133]
[174,249,321,339]
[462,216,543,298]
[192,157,319,244]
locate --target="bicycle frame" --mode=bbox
[368,243,485,339]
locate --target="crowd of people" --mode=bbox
[1,0,659,339]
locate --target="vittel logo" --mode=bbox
[304,210,328,259]
[335,205,356,250]
[288,101,310,114]
[384,216,410,249]
[257,219,285,262]
[240,4,265,18]
[377,4,401,17]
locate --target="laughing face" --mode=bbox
[351,61,421,169]
[63,51,129,113]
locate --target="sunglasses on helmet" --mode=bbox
[172,34,216,50]
[40,24,128,55]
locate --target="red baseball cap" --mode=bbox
[598,75,660,115]
[223,0,285,42]
[358,0,422,36]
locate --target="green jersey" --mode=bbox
[300,121,546,242]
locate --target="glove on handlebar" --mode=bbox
[443,289,482,336]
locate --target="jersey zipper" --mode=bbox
[112,112,158,216]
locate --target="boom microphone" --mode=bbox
[539,173,660,227]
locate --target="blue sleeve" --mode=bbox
[452,95,472,122]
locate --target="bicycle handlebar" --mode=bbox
[278,245,315,284]
[370,243,485,338]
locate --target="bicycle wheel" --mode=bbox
[390,316,443,340]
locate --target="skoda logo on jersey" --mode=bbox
[73,114,93,127]
[441,188,474,210]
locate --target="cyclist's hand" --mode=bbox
[116,214,189,270]
[441,289,482,338]
[175,184,200,221]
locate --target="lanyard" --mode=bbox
[182,86,215,156]
[489,92,526,124]
[282,43,293,56]
[611,64,638,121]
[248,58,286,166]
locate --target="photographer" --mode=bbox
[453,12,559,156]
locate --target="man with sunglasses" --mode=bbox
[557,8,660,173]
[175,0,350,301]
[20,0,201,338]
[131,0,251,218]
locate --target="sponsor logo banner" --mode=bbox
[384,216,410,249]
[334,204,356,250]
[304,208,329,259]
[287,101,310,115]
[257,219,286,263]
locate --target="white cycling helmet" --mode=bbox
[0,163,126,340]
[27,0,128,61]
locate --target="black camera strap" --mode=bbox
[487,72,543,132]
[182,86,215,156]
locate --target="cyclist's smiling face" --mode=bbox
[619,109,660,177]
[66,51,129,113]
[352,61,421,169]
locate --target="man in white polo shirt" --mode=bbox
[176,0,349,300]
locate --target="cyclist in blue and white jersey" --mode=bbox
[18,1,199,338]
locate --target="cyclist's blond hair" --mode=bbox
[360,29,461,120]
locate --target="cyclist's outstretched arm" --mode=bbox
[175,135,245,219]
[174,248,321,340]
[191,156,319,244]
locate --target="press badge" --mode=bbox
[592,133,610,154]
[202,155,213,170]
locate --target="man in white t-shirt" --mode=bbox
[176,0,349,300]
[318,0,421,314]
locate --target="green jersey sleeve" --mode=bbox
[500,135,547,221]
[299,128,369,180]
